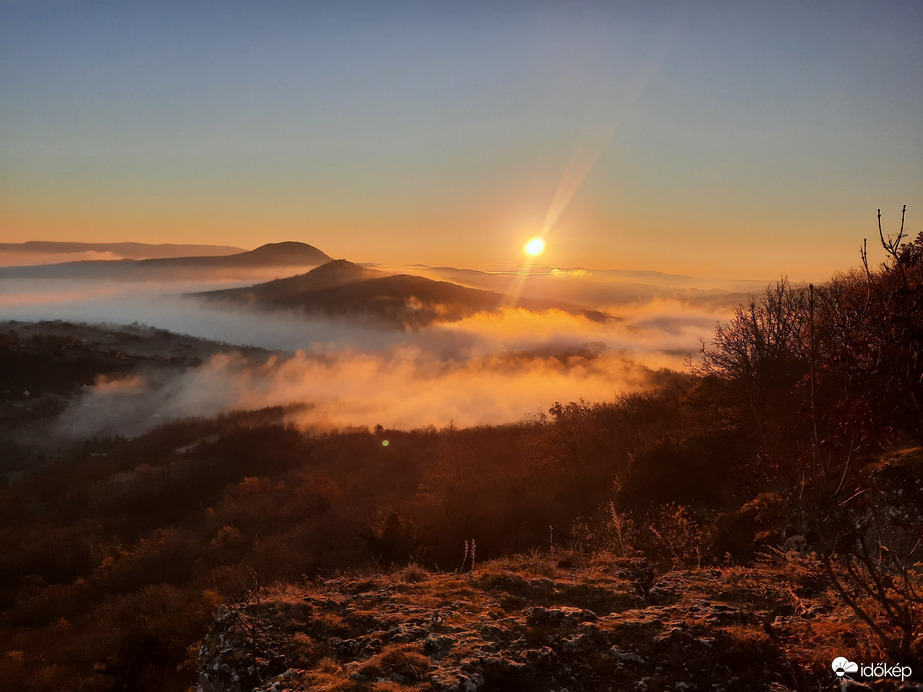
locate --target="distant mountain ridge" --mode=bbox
[0,241,245,260]
[194,259,613,329]
[134,241,331,269]
[0,242,332,279]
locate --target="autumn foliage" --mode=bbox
[0,211,920,688]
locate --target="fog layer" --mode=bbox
[1,272,742,434]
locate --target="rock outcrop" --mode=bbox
[196,555,922,691]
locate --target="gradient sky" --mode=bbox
[1,1,921,279]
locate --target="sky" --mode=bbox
[1,0,921,280]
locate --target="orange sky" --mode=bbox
[1,2,920,282]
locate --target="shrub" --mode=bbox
[642,503,703,571]
[360,509,422,565]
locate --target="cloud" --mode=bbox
[53,342,684,437]
[92,374,148,393]
[434,300,729,358]
[2,274,736,437]
[550,268,590,278]
[0,280,124,307]
[27,301,705,437]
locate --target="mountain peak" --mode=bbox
[275,259,381,290]
[308,258,367,275]
[244,242,332,264]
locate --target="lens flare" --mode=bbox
[524,238,545,257]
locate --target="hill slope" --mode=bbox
[194,260,613,329]
[0,242,331,280]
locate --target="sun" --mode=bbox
[524,237,545,257]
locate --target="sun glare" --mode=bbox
[524,238,545,257]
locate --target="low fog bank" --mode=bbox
[0,276,735,355]
[2,274,741,437]
[408,264,766,312]
[0,279,407,353]
[53,345,688,438]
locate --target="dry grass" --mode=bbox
[358,644,430,682]
[395,563,429,583]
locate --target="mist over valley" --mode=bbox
[0,242,734,443]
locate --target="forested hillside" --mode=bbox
[1,223,920,690]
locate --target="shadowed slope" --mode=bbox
[195,260,614,329]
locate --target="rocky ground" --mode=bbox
[195,552,922,692]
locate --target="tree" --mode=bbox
[694,278,812,456]
[695,207,922,451]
